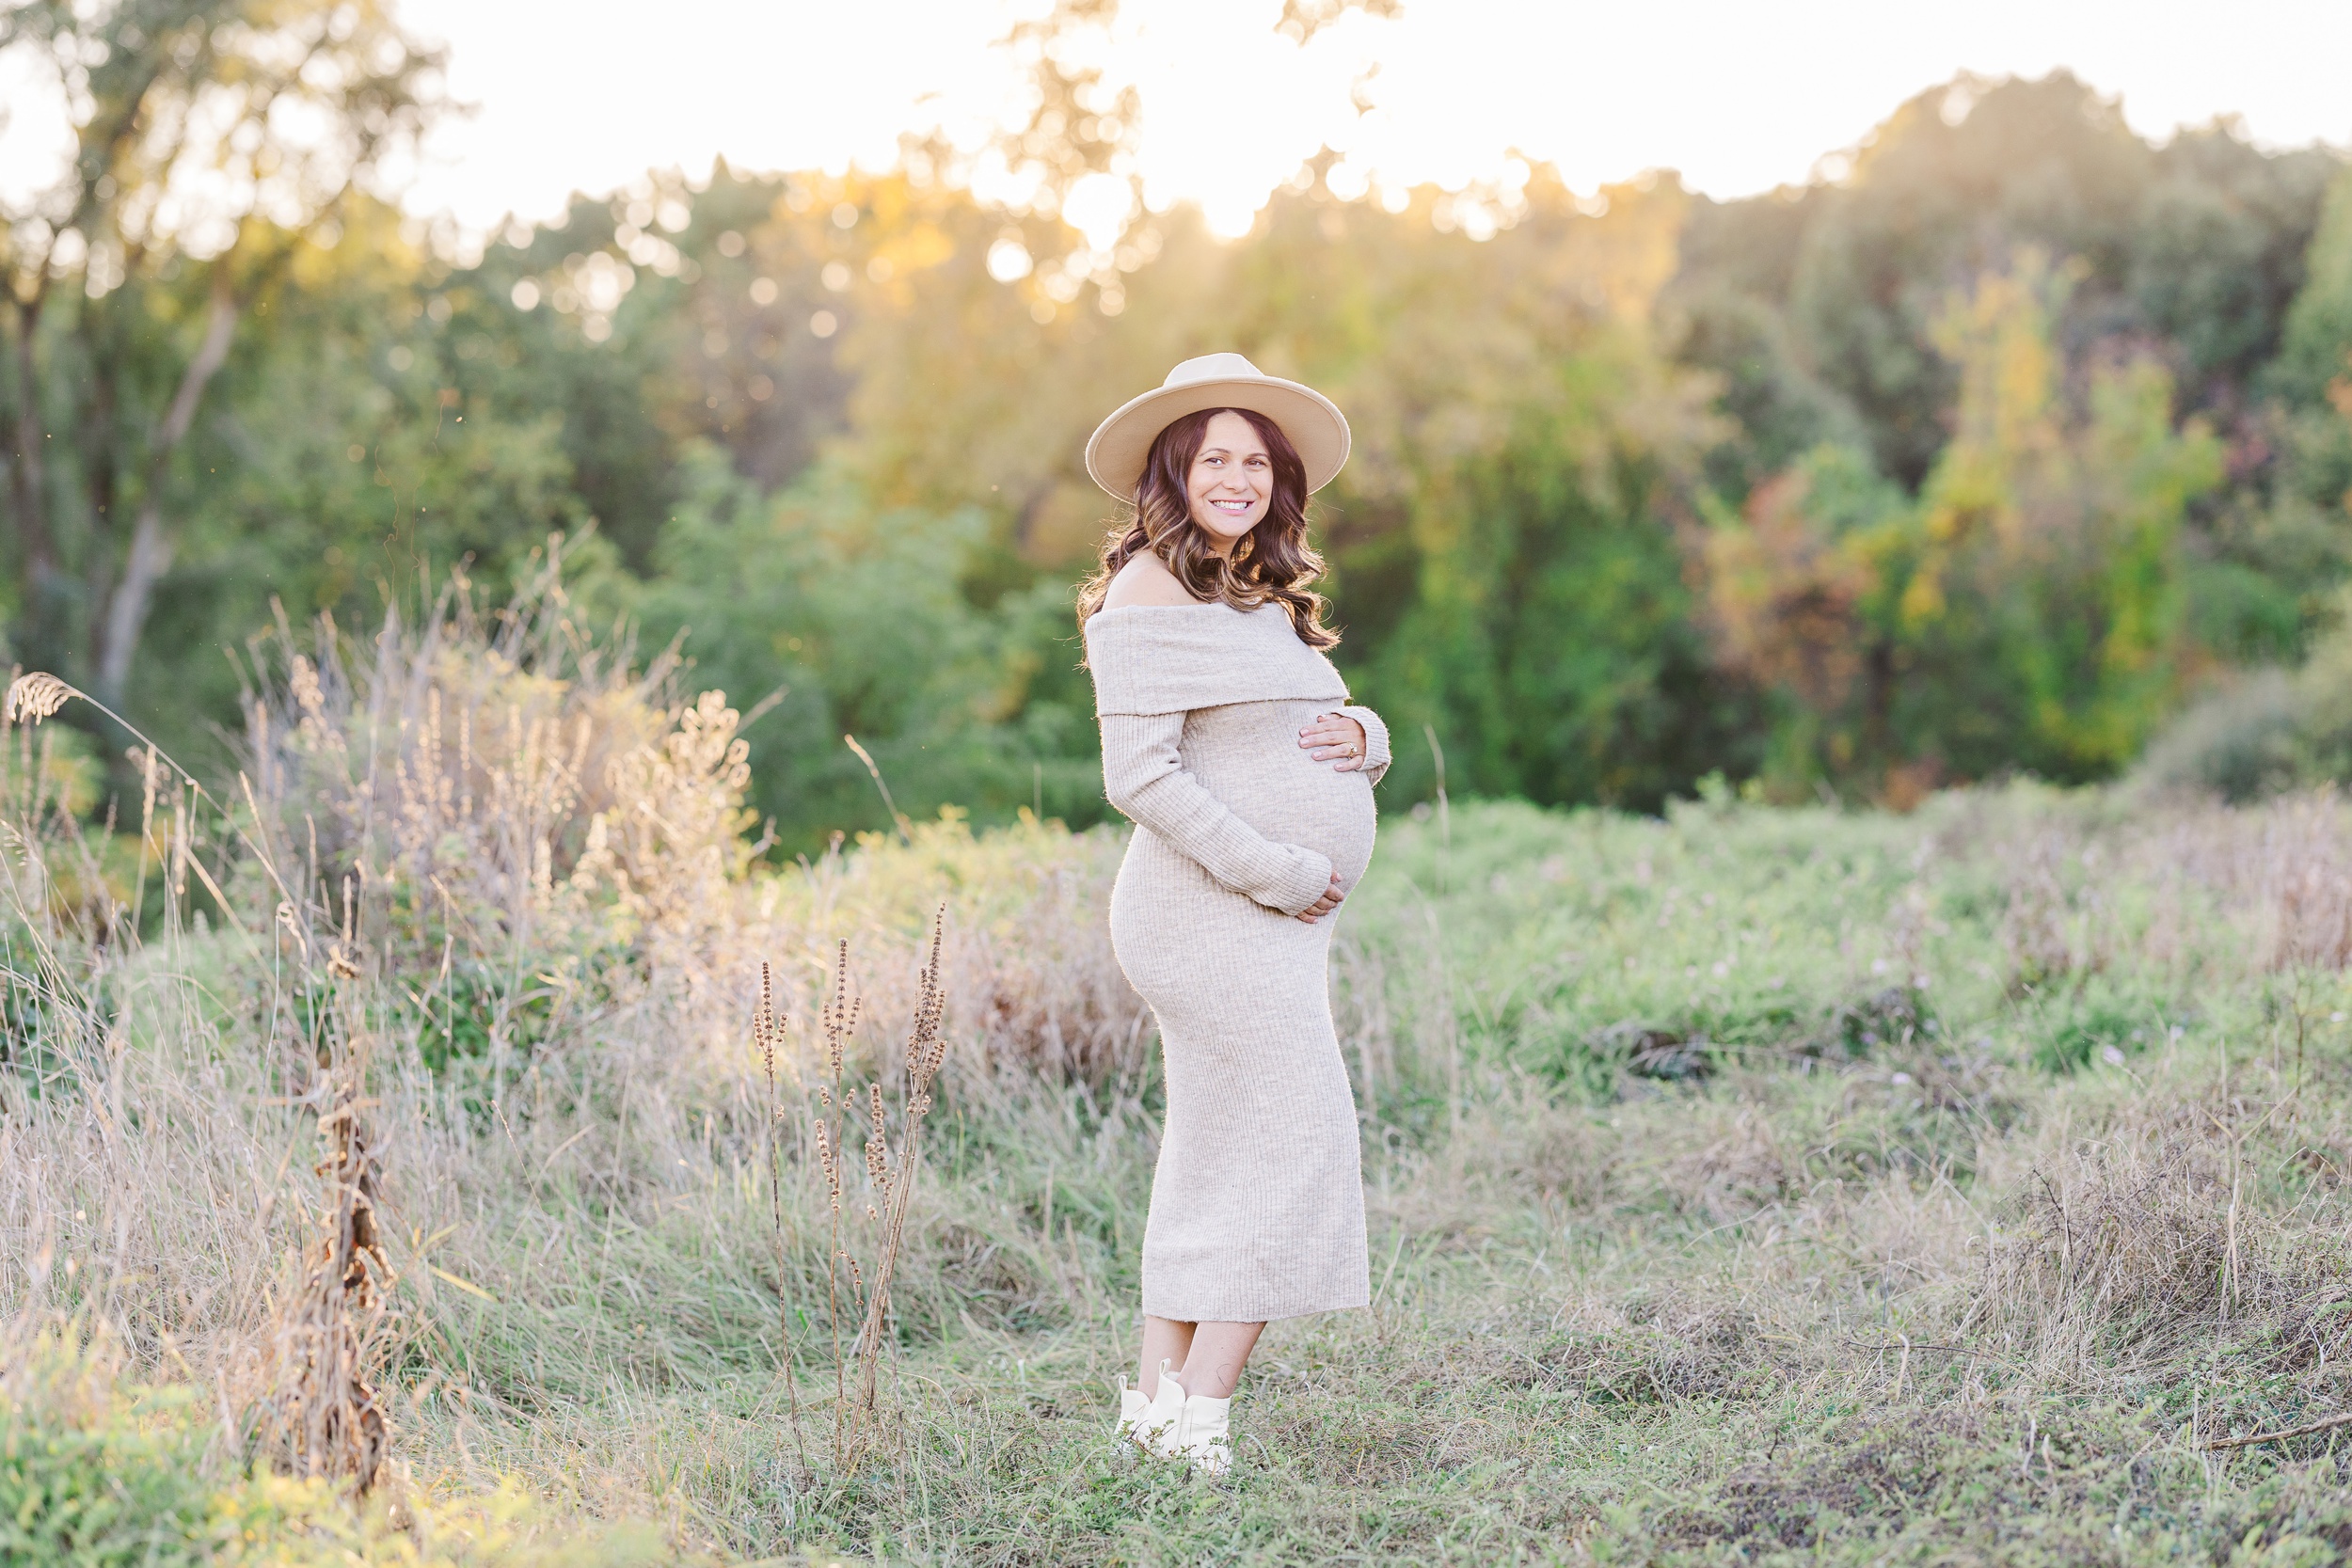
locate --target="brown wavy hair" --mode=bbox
[1075,406,1338,648]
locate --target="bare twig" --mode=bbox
[844,734,913,846]
[1843,1339,2016,1366]
[2202,1409,2352,1451]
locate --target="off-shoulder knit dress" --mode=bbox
[1084,601,1391,1323]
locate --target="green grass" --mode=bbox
[398,795,2352,1563]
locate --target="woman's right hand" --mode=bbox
[1296,870,1345,923]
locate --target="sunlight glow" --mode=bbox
[48,0,2342,238]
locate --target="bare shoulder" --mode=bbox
[1103,552,1201,610]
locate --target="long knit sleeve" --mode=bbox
[1332,705,1391,786]
[1101,712,1335,915]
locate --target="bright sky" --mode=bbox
[8,1,2351,239]
[389,0,2352,237]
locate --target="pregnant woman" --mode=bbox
[1076,354,1391,1475]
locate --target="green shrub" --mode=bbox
[2133,669,2309,801]
[2021,981,2177,1074]
[0,1331,691,1568]
[0,1338,210,1568]
[2133,594,2352,801]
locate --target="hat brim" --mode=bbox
[1084,375,1350,500]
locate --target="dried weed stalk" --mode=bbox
[257,1051,394,1493]
[796,913,949,1471]
[755,962,809,1480]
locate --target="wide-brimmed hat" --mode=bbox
[1084,353,1350,500]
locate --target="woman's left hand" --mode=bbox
[1298,713,1369,771]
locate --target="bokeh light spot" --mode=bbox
[986,237,1033,282]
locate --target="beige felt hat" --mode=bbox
[1084,353,1350,500]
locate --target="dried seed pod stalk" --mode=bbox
[771,914,951,1471]
[754,962,808,1478]
[866,1082,892,1200]
[846,907,949,1428]
[813,1120,842,1213]
[820,940,859,1079]
[904,911,949,1117]
[814,944,859,1450]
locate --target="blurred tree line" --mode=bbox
[4,2,2350,847]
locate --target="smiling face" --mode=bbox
[1184,410,1273,553]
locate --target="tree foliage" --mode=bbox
[1707,258,2228,800]
[2,16,2349,838]
[0,0,445,701]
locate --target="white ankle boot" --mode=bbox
[1171,1386,1232,1475]
[1140,1363,1232,1475]
[1131,1359,1184,1451]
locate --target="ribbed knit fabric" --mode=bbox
[1085,601,1389,1323]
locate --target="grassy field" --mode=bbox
[8,602,2352,1564]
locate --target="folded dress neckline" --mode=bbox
[1084,600,1349,718]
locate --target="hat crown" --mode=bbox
[1164,352,1263,388]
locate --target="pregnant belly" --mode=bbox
[1182,701,1378,887]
